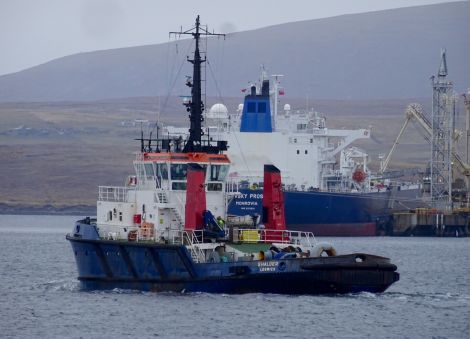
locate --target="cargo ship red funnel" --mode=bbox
[185,163,206,230]
[262,164,288,241]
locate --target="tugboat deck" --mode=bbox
[228,243,271,253]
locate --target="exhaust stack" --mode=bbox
[262,164,287,241]
[184,163,206,230]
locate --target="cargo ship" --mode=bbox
[66,16,399,293]
[165,71,424,236]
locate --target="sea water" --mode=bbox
[0,214,469,338]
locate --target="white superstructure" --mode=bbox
[166,73,373,193]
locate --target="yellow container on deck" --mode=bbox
[240,230,260,243]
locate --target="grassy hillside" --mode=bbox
[3,96,460,212]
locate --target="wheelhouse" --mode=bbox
[133,152,230,192]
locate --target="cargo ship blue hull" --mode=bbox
[228,188,424,236]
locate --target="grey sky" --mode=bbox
[0,0,457,76]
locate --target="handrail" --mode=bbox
[98,186,133,202]
[235,228,316,247]
[182,230,205,263]
[154,190,169,204]
[173,194,186,226]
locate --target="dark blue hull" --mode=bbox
[77,272,394,295]
[228,188,424,236]
[66,223,399,294]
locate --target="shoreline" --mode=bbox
[0,203,95,216]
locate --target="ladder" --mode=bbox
[156,191,168,203]
[170,207,184,227]
[183,231,205,263]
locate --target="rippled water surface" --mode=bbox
[0,215,469,338]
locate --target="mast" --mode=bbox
[271,74,284,121]
[170,15,225,153]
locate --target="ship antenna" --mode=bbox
[148,131,153,152]
[271,74,284,121]
[134,119,148,153]
[170,15,225,153]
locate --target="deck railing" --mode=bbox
[233,228,317,247]
[98,186,132,202]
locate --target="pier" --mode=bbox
[391,208,470,236]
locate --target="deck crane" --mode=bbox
[380,103,470,184]
[380,104,430,173]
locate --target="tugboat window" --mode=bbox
[210,165,229,182]
[172,182,187,190]
[170,163,188,180]
[134,163,145,178]
[155,163,168,180]
[144,163,155,177]
[207,183,223,191]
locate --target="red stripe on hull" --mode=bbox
[289,222,377,236]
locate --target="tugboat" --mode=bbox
[66,16,399,294]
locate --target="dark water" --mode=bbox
[0,215,469,339]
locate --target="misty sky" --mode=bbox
[0,0,458,76]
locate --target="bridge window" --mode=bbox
[170,163,188,180]
[134,162,145,178]
[144,163,155,177]
[247,102,256,113]
[172,182,187,190]
[210,165,229,182]
[155,163,168,180]
[258,102,267,113]
[207,183,223,191]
